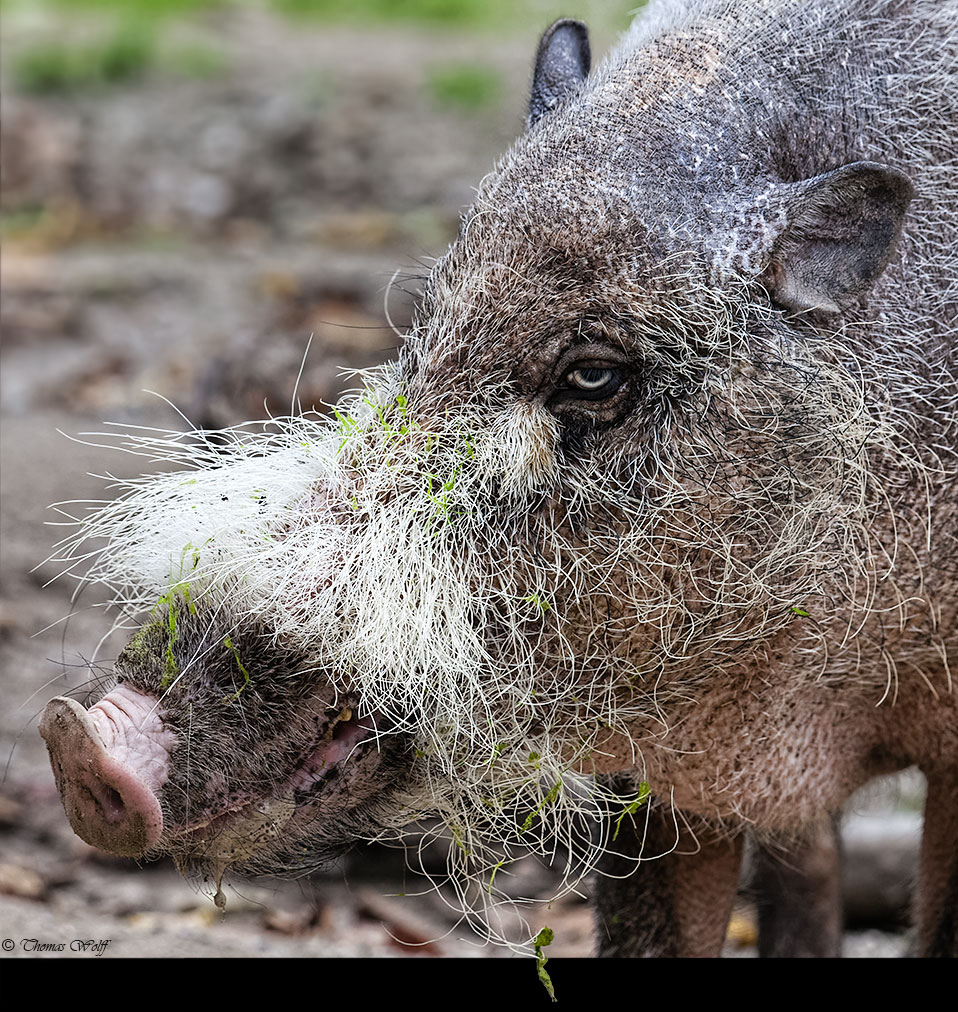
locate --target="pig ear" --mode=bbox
[527,19,591,129]
[760,161,914,315]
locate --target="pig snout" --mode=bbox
[39,684,175,858]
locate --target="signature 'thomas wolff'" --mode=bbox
[41,0,956,957]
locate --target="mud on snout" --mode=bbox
[39,607,415,879]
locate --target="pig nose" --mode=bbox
[39,694,166,857]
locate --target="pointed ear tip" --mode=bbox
[544,17,589,36]
[538,17,590,54]
[833,160,916,206]
[853,159,913,184]
[886,167,916,204]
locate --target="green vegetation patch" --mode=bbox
[10,0,640,31]
[270,0,640,30]
[12,0,217,15]
[272,0,500,25]
[10,8,230,96]
[426,63,499,109]
[13,24,155,94]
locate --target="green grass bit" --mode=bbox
[612,782,651,842]
[158,596,178,689]
[519,780,562,834]
[222,635,251,702]
[333,407,361,451]
[523,593,551,616]
[534,927,556,1002]
[449,824,470,855]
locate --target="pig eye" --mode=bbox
[565,366,622,400]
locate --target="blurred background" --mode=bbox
[0,0,921,961]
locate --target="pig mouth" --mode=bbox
[40,684,392,863]
[172,704,386,843]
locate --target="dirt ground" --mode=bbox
[0,2,918,968]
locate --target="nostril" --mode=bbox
[86,779,126,824]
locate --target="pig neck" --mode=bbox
[592,613,955,830]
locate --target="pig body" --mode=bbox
[42,0,957,956]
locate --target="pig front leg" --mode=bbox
[749,815,843,957]
[593,802,743,957]
[915,766,958,957]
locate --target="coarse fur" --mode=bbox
[44,0,957,956]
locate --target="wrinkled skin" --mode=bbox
[42,0,957,956]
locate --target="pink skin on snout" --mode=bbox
[39,684,175,857]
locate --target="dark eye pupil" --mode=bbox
[570,367,614,391]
